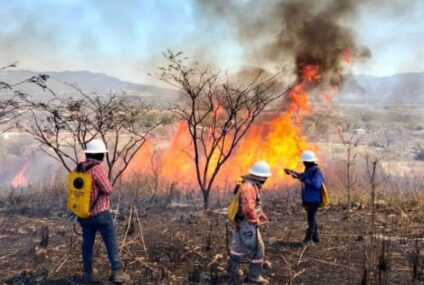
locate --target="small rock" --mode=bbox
[34,246,48,262]
[375,199,387,208]
[207,254,224,267]
[263,260,273,270]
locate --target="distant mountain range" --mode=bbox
[339,73,424,105]
[1,69,423,106]
[0,69,178,106]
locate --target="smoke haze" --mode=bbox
[0,0,422,83]
[194,0,373,84]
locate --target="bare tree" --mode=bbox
[338,128,360,284]
[364,152,384,285]
[24,88,162,185]
[0,92,20,134]
[158,51,291,209]
[0,63,49,134]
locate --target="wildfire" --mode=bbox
[302,65,321,82]
[224,65,319,186]
[11,162,30,189]
[159,122,195,185]
[127,64,325,188]
[124,139,154,177]
[342,48,352,64]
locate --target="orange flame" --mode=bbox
[342,48,352,64]
[302,65,321,82]
[124,139,154,177]
[11,162,30,189]
[159,122,195,186]
[128,64,324,188]
[226,65,318,186]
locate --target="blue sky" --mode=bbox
[0,0,423,84]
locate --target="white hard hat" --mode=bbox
[84,139,108,154]
[301,150,318,162]
[249,161,272,177]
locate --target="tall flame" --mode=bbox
[224,64,319,185]
[127,64,324,188]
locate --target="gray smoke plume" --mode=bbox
[195,0,372,85]
[268,0,371,84]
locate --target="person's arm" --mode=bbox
[240,184,259,224]
[91,166,113,195]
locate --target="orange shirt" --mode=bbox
[239,181,264,224]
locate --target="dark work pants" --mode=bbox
[78,210,121,274]
[303,202,320,242]
[227,219,264,280]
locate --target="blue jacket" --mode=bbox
[300,165,324,203]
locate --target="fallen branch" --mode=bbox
[119,204,134,254]
[0,251,18,261]
[297,245,308,266]
[54,254,70,273]
[134,205,149,259]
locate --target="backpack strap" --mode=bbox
[75,161,103,212]
[90,194,102,211]
[75,161,99,172]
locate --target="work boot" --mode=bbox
[245,275,269,284]
[227,256,243,282]
[303,236,312,245]
[111,269,129,284]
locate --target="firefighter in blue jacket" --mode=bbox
[285,150,324,244]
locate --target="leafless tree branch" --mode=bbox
[158,50,291,208]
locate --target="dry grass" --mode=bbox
[1,170,424,284]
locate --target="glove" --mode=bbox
[285,168,300,179]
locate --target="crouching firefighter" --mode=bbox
[227,161,271,284]
[68,139,129,284]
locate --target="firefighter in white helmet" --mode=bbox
[77,139,129,283]
[227,161,271,284]
[285,150,324,244]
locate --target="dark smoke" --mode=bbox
[195,0,372,85]
[266,0,371,85]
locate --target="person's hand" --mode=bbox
[291,172,300,179]
[259,212,269,225]
[285,168,299,178]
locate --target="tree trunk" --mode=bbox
[202,189,210,209]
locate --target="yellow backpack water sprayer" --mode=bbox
[67,164,95,218]
[321,183,330,208]
[227,178,243,224]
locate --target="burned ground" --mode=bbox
[1,189,424,285]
